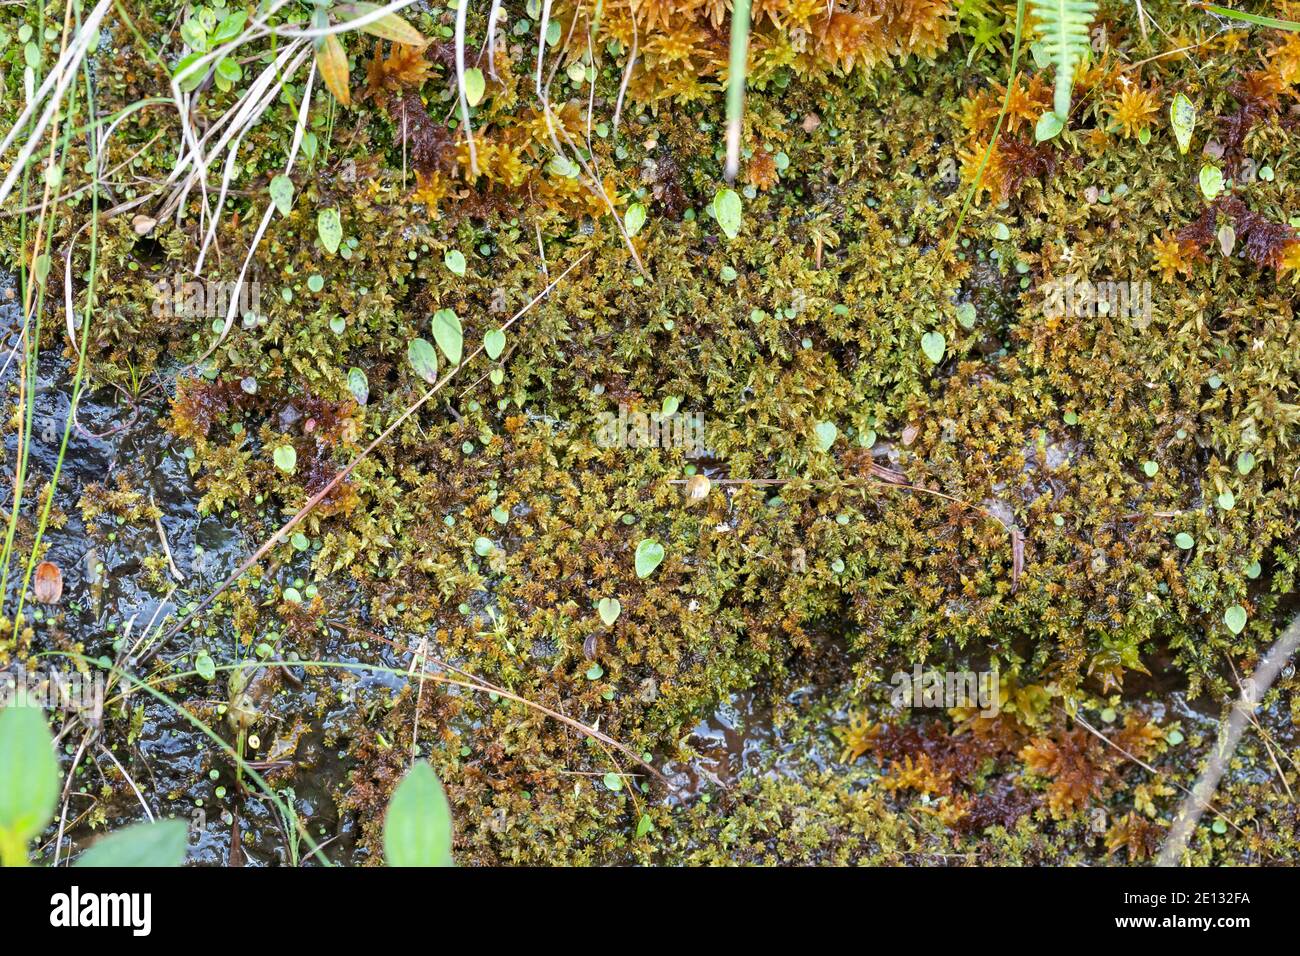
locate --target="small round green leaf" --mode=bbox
[444,249,467,276]
[713,188,742,240]
[1223,604,1247,635]
[407,337,440,384]
[483,328,506,361]
[272,445,297,474]
[317,207,342,254]
[634,539,664,578]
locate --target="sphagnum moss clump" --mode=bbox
[0,0,1297,867]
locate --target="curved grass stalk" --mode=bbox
[945,0,1026,252]
[724,0,752,184]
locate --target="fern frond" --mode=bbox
[1030,0,1097,120]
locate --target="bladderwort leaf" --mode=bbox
[598,597,621,626]
[921,331,946,364]
[407,338,440,384]
[814,421,838,452]
[317,207,342,254]
[463,67,486,107]
[432,309,464,365]
[1224,604,1247,635]
[713,188,743,240]
[635,539,665,578]
[1170,92,1196,154]
[624,202,647,237]
[268,175,294,216]
[1200,164,1224,201]
[272,445,297,474]
[444,249,467,276]
[348,367,369,406]
[483,328,506,361]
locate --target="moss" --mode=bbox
[2,0,1299,865]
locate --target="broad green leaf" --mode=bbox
[75,820,189,867]
[713,188,742,240]
[211,10,248,45]
[195,651,216,681]
[598,597,621,626]
[348,367,369,406]
[408,337,440,384]
[272,445,297,474]
[814,421,837,452]
[268,175,294,216]
[0,703,59,855]
[921,330,946,364]
[384,762,453,866]
[432,309,463,365]
[317,207,342,254]
[1035,111,1064,142]
[444,249,466,276]
[1170,92,1195,155]
[1199,164,1224,201]
[624,202,647,237]
[463,67,486,107]
[1224,604,1247,635]
[173,52,207,92]
[483,328,506,361]
[634,539,664,578]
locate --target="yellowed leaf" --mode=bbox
[316,34,351,107]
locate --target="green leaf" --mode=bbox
[598,597,621,626]
[444,249,466,276]
[635,813,654,838]
[317,207,342,254]
[1035,111,1064,142]
[956,302,977,329]
[634,539,665,578]
[431,309,463,365]
[1223,604,1247,635]
[272,445,297,474]
[463,67,486,107]
[0,703,59,855]
[268,175,294,216]
[921,330,946,364]
[483,328,506,361]
[347,367,369,406]
[1174,532,1194,550]
[195,651,216,681]
[75,820,189,867]
[384,762,454,867]
[814,420,837,452]
[713,188,743,240]
[1199,164,1224,201]
[210,9,248,45]
[407,337,440,384]
[173,52,207,92]
[1170,92,1196,154]
[1236,451,1255,475]
[624,202,647,237]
